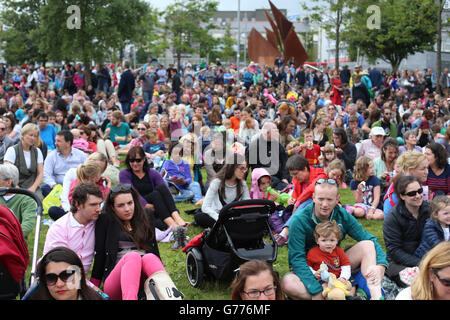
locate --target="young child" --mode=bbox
[300,128,321,166]
[325,159,346,189]
[199,126,211,154]
[414,195,450,259]
[250,168,274,201]
[143,128,166,169]
[347,156,384,220]
[307,221,354,295]
[319,144,337,169]
[239,117,259,146]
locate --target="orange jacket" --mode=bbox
[292,166,327,204]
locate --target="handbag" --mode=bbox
[144,271,183,300]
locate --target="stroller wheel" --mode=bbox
[186,250,204,288]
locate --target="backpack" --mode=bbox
[143,271,184,300]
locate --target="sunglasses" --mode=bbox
[45,269,77,286]
[433,269,450,287]
[315,178,337,185]
[137,127,146,131]
[128,158,144,163]
[403,187,423,197]
[111,184,132,193]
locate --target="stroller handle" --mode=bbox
[0,187,43,287]
[220,199,276,214]
[0,188,43,216]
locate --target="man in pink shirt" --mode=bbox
[43,182,104,274]
[357,126,385,160]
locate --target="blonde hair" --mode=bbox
[429,195,450,222]
[76,161,102,182]
[313,221,342,242]
[395,151,427,174]
[20,123,41,147]
[411,242,450,300]
[353,156,372,182]
[87,152,108,172]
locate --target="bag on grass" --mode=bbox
[144,271,183,300]
[42,184,63,215]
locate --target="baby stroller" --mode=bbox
[184,199,278,288]
[0,187,43,300]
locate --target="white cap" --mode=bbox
[369,126,386,136]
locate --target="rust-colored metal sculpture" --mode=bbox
[248,0,308,68]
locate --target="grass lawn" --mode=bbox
[24,167,385,300]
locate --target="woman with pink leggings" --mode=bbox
[91,184,174,300]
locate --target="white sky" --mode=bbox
[147,0,303,16]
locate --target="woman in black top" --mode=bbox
[91,184,172,300]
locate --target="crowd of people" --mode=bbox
[0,57,449,301]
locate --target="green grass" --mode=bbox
[23,168,385,300]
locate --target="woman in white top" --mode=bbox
[195,152,250,229]
[4,123,43,196]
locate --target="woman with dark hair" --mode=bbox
[230,260,284,300]
[373,137,399,191]
[383,175,430,287]
[332,127,357,182]
[3,112,20,144]
[424,142,450,195]
[27,246,104,300]
[194,153,250,229]
[118,146,188,231]
[90,184,174,300]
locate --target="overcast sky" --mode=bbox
[147,0,302,16]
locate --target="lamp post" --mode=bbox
[236,0,240,81]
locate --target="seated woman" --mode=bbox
[424,142,450,196]
[27,246,105,300]
[383,175,430,287]
[90,185,176,300]
[4,123,44,198]
[117,121,150,155]
[119,146,188,231]
[194,153,250,229]
[373,137,399,192]
[161,143,203,206]
[383,150,430,217]
[230,260,284,300]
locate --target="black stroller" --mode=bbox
[0,188,43,300]
[185,199,278,288]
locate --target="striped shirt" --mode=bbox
[426,165,450,195]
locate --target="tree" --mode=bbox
[344,0,439,72]
[302,0,352,70]
[163,0,218,68]
[38,0,151,85]
[0,0,48,65]
[218,24,236,64]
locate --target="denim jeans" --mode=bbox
[173,181,202,203]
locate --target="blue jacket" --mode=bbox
[414,219,446,259]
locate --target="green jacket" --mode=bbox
[0,194,37,240]
[288,202,388,296]
[371,120,397,138]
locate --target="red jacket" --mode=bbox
[0,205,29,282]
[292,166,327,204]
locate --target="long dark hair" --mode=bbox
[28,247,103,300]
[215,153,246,202]
[103,185,153,251]
[425,142,448,169]
[125,146,150,172]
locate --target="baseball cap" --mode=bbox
[369,126,386,136]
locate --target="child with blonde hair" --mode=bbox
[347,156,384,220]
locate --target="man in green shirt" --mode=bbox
[105,110,131,147]
[282,179,388,300]
[0,163,37,241]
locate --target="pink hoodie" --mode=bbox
[250,168,272,200]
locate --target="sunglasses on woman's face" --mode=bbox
[433,269,450,287]
[111,184,132,193]
[128,158,144,163]
[403,187,423,197]
[45,269,76,286]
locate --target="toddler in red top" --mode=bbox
[307,221,354,294]
[300,129,321,166]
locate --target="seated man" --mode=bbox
[104,110,131,148]
[42,130,87,197]
[0,163,37,241]
[282,179,388,300]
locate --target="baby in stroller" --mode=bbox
[250,168,294,234]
